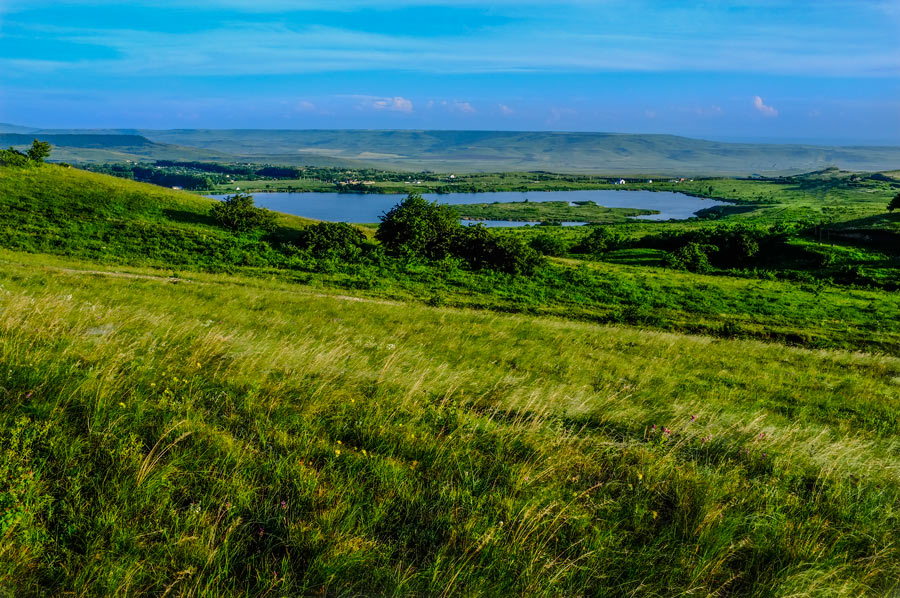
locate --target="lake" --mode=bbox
[207,190,727,226]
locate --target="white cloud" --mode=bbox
[753,95,778,117]
[295,100,316,112]
[368,96,413,112]
[498,103,514,115]
[453,101,476,113]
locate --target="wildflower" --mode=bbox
[337,440,342,445]
[702,436,709,444]
[25,392,32,399]
[651,424,657,431]
[335,450,341,456]
[119,402,126,408]
[361,449,367,457]
[280,500,287,510]
[652,511,658,519]
[637,472,643,481]
[196,362,201,368]
[150,383,156,387]
[690,415,696,422]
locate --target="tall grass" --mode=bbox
[1,256,899,595]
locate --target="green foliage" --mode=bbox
[290,221,368,259]
[452,225,544,275]
[889,192,900,213]
[26,139,52,163]
[572,226,623,254]
[665,242,717,272]
[376,193,459,259]
[528,233,570,256]
[210,193,277,233]
[0,147,29,167]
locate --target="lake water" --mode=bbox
[207,189,727,226]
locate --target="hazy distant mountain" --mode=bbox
[5,126,900,174]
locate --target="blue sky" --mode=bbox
[1,0,898,143]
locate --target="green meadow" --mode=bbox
[1,162,900,595]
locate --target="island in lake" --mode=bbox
[451,199,658,224]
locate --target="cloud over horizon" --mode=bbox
[753,96,779,117]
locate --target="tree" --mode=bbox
[210,193,276,233]
[26,139,52,162]
[665,242,716,273]
[295,222,367,259]
[452,224,544,275]
[376,193,458,259]
[889,192,900,213]
[529,233,569,257]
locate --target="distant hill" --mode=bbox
[6,126,900,174]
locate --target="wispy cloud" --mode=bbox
[498,103,514,115]
[357,95,414,112]
[753,96,778,117]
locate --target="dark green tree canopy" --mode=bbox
[376,193,458,259]
[888,192,900,213]
[210,193,276,233]
[27,139,52,163]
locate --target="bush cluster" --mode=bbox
[210,193,277,233]
[290,221,368,260]
[377,193,544,275]
[0,140,52,167]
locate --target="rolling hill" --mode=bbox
[3,123,899,174]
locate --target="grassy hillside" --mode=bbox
[2,164,899,353]
[0,164,316,269]
[2,254,900,596]
[2,158,900,595]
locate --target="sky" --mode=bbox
[1,0,898,144]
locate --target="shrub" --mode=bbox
[210,193,276,233]
[573,226,621,254]
[376,193,458,259]
[529,234,569,257]
[452,225,544,275]
[888,193,900,213]
[293,222,367,259]
[666,242,716,273]
[0,147,29,167]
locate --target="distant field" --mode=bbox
[5,124,900,174]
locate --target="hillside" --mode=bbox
[6,125,900,174]
[2,164,900,594]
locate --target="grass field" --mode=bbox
[3,253,900,596]
[2,162,900,595]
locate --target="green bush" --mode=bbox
[376,193,459,260]
[529,234,569,256]
[665,242,716,273]
[210,193,276,233]
[0,147,29,167]
[573,226,622,254]
[452,224,544,275]
[888,193,900,213]
[292,221,368,259]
